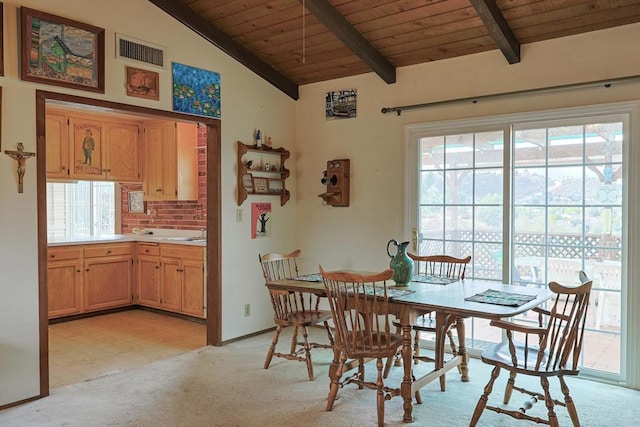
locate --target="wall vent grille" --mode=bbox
[116,34,165,69]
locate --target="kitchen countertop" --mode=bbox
[48,234,207,247]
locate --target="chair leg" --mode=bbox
[541,376,559,427]
[375,358,386,427]
[323,320,335,348]
[264,325,282,369]
[383,352,395,379]
[290,325,299,354]
[413,329,420,365]
[503,371,517,404]
[326,350,346,411]
[559,376,581,427]
[470,366,500,427]
[302,326,314,381]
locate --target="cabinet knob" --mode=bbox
[61,166,66,171]
[156,188,162,192]
[77,270,81,273]
[145,249,150,253]
[50,254,55,258]
[107,250,112,254]
[85,269,90,272]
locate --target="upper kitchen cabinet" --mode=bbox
[46,112,70,179]
[46,109,141,182]
[142,120,198,201]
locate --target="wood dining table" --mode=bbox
[265,274,552,424]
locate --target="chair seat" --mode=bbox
[283,310,333,326]
[481,341,578,376]
[336,332,403,359]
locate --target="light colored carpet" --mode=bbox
[1,328,638,426]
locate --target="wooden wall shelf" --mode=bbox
[237,141,290,206]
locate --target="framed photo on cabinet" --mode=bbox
[268,178,284,194]
[253,177,268,194]
[242,174,254,193]
[20,7,105,93]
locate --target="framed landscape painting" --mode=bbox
[20,7,105,93]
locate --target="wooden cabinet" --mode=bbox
[47,246,83,318]
[83,243,133,312]
[104,122,140,181]
[46,109,141,182]
[47,243,133,318]
[237,141,290,206]
[136,243,161,307]
[45,112,70,179]
[142,121,198,201]
[159,244,205,318]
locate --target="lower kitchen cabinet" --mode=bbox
[48,246,83,318]
[136,243,162,308]
[159,244,206,318]
[47,243,134,319]
[84,255,133,311]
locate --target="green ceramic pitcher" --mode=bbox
[387,239,414,286]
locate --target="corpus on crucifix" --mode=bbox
[5,142,36,193]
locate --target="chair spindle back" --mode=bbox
[409,254,471,279]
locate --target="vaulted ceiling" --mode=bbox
[149,0,640,100]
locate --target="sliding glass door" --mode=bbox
[407,108,627,382]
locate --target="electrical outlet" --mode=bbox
[236,209,243,222]
[244,304,250,317]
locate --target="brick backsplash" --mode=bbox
[121,126,207,233]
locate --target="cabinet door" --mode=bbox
[84,255,133,311]
[105,122,140,181]
[46,112,69,179]
[182,259,205,318]
[142,122,172,200]
[160,258,182,312]
[69,117,105,180]
[48,260,83,318]
[137,255,161,307]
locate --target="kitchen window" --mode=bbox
[47,181,116,240]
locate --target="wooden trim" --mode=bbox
[36,89,222,399]
[148,0,298,100]
[468,0,520,64]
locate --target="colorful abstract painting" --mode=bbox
[172,62,221,118]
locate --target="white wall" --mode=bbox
[294,23,640,388]
[0,0,296,406]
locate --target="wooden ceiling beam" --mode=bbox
[300,0,396,84]
[469,0,521,64]
[148,0,299,100]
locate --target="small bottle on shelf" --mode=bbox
[256,129,262,148]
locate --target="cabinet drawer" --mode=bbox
[136,243,160,256]
[84,243,132,258]
[48,246,82,261]
[161,244,204,260]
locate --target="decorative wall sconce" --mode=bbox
[4,143,36,193]
[318,159,350,207]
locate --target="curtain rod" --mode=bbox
[380,74,640,116]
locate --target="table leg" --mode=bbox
[455,317,469,382]
[401,323,414,423]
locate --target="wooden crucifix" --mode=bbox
[5,143,36,193]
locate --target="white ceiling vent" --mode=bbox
[116,33,166,70]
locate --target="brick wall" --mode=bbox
[120,125,207,232]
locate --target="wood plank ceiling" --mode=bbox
[149,0,640,99]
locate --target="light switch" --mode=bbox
[236,209,243,222]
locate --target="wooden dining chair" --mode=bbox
[470,272,592,427]
[320,267,402,427]
[384,254,471,393]
[260,250,334,381]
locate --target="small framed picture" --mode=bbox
[126,66,159,100]
[253,177,268,194]
[242,174,254,193]
[128,191,145,213]
[268,178,284,193]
